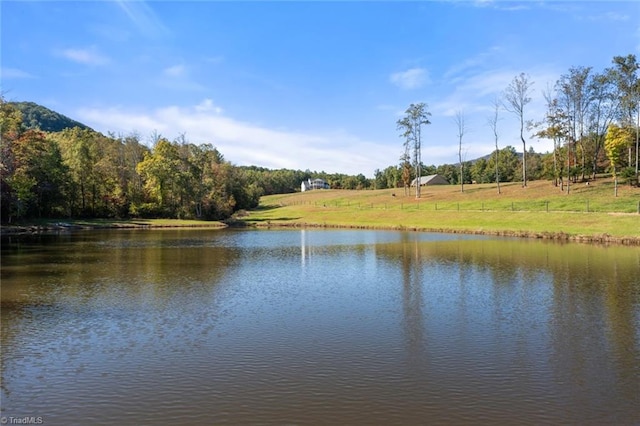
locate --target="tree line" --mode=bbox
[0,100,377,223]
[383,54,639,196]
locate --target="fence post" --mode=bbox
[586,200,589,213]
[511,202,514,212]
[546,201,549,213]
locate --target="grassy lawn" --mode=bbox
[245,178,640,244]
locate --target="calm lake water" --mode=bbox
[1,229,639,425]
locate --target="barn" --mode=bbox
[410,174,449,186]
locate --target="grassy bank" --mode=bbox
[1,218,226,234]
[243,178,640,245]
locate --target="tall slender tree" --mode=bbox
[487,97,502,194]
[503,73,534,187]
[557,66,592,191]
[454,110,467,192]
[536,86,570,188]
[397,103,431,198]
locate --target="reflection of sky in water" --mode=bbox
[1,229,639,425]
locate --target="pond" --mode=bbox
[1,229,639,425]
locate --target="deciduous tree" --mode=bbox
[454,110,467,192]
[609,54,639,185]
[605,124,632,196]
[503,73,534,187]
[397,103,431,198]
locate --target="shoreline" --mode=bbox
[2,218,639,246]
[0,221,227,236]
[231,220,640,246]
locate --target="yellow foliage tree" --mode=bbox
[605,124,633,196]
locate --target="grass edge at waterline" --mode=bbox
[242,179,640,245]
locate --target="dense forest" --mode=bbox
[1,54,637,222]
[0,99,377,222]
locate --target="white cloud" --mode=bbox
[76,101,397,176]
[57,47,110,66]
[195,98,223,114]
[1,67,36,79]
[390,68,430,90]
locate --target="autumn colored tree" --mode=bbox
[397,103,431,198]
[605,124,633,196]
[9,130,69,218]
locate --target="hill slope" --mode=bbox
[10,101,92,132]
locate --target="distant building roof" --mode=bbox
[410,174,449,186]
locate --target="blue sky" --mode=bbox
[2,1,639,177]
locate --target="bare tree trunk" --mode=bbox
[567,146,571,194]
[495,149,501,194]
[455,111,466,193]
[578,140,586,181]
[553,139,558,187]
[636,109,639,185]
[521,137,527,187]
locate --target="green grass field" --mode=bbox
[244,178,640,244]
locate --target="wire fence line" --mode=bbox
[279,199,640,214]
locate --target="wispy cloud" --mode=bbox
[444,46,505,81]
[157,64,205,91]
[114,0,169,39]
[56,47,110,66]
[1,67,36,79]
[390,68,430,90]
[468,0,530,12]
[581,11,630,22]
[76,101,397,175]
[163,64,186,78]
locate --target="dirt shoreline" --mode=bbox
[0,222,227,235]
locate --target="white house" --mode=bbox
[301,178,330,192]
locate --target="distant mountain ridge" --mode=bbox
[9,101,93,133]
[469,150,523,164]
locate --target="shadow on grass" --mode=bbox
[225,216,301,227]
[245,217,301,223]
[252,204,282,211]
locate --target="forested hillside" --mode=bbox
[0,99,377,223]
[9,101,92,133]
[1,99,262,222]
